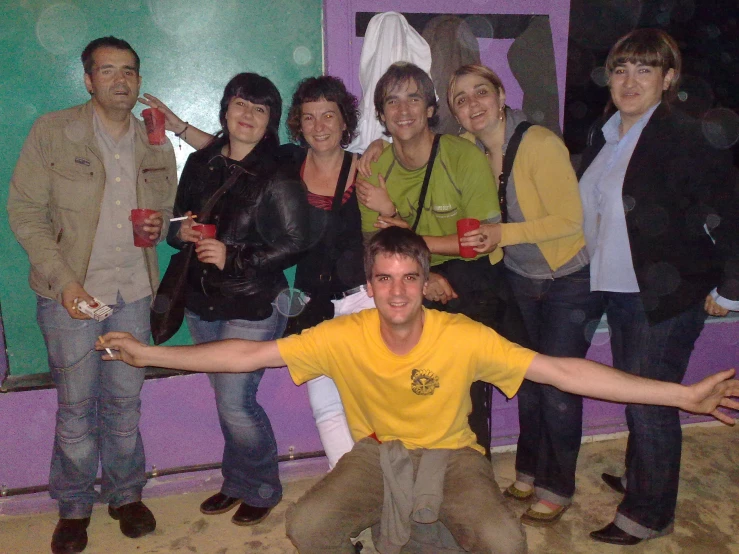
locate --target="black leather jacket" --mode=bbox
[168,140,309,321]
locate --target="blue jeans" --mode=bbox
[38,293,150,519]
[507,266,601,504]
[602,293,707,538]
[186,302,286,508]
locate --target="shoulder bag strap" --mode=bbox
[498,121,533,223]
[411,133,441,233]
[199,164,248,222]
[318,150,354,282]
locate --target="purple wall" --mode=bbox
[2,320,736,495]
[2,0,737,506]
[0,369,322,492]
[491,319,739,445]
[324,0,572,128]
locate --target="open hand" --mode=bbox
[138,93,187,134]
[357,138,387,178]
[357,174,395,215]
[683,369,739,424]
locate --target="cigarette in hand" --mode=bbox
[98,335,114,357]
[170,215,197,222]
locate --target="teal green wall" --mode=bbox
[0,0,323,376]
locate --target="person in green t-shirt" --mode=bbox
[355,62,530,458]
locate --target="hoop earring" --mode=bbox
[499,107,504,121]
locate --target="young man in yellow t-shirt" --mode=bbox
[100,228,739,553]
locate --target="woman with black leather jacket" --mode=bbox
[145,77,371,471]
[166,73,308,526]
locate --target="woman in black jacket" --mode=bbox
[578,29,738,545]
[167,73,308,526]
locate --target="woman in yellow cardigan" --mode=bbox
[449,64,601,526]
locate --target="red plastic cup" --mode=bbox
[456,218,480,258]
[141,108,166,145]
[192,224,217,240]
[131,208,158,247]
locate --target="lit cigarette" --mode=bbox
[98,335,114,357]
[169,215,197,222]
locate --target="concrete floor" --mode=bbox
[1,423,737,553]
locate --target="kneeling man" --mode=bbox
[100,228,739,553]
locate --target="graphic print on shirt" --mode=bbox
[410,368,440,396]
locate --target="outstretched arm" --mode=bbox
[97,332,285,373]
[525,354,739,424]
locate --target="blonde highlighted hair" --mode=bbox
[447,64,505,115]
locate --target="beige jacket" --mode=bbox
[7,101,178,301]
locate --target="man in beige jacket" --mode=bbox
[7,36,176,554]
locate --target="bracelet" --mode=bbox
[175,122,189,137]
[383,208,398,218]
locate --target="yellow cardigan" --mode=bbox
[461,127,585,271]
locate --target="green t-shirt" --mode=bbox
[359,134,501,266]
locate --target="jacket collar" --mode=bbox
[75,100,151,169]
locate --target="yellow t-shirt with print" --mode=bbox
[277,308,535,453]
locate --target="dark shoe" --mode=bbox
[503,483,534,501]
[51,518,90,554]
[590,522,642,545]
[520,503,569,527]
[108,501,156,538]
[231,503,272,526]
[200,492,241,515]
[601,473,626,494]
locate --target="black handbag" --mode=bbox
[150,164,247,345]
[283,151,353,336]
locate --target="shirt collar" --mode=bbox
[92,106,135,146]
[602,102,661,144]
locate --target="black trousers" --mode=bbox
[425,258,530,458]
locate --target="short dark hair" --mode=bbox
[364,227,430,281]
[606,28,682,105]
[216,72,282,151]
[81,36,140,75]
[286,76,359,148]
[373,63,439,134]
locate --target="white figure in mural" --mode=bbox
[347,11,432,154]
